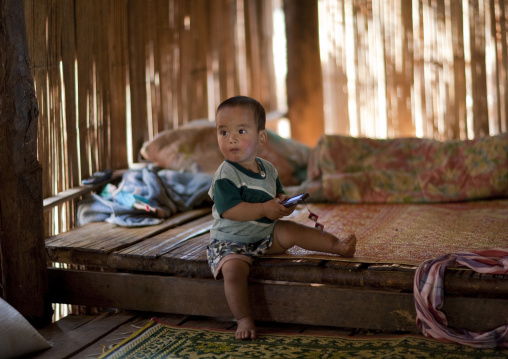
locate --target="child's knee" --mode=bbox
[275,219,300,237]
[221,257,250,280]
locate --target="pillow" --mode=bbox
[141,123,223,175]
[0,297,52,358]
[140,122,310,186]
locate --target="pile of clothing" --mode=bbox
[78,166,212,227]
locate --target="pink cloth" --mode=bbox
[414,249,508,348]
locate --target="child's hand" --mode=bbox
[262,198,295,220]
[277,194,297,214]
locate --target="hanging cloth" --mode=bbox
[414,249,508,348]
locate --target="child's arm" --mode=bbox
[222,197,294,222]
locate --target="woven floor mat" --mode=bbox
[266,199,508,266]
[98,318,505,358]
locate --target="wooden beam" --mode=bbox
[48,268,508,333]
[284,0,324,147]
[42,169,126,212]
[0,0,50,325]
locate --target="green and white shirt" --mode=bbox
[208,158,284,243]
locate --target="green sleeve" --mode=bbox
[213,178,243,216]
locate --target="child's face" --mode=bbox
[216,106,266,168]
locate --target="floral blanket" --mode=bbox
[301,133,508,203]
[141,123,508,204]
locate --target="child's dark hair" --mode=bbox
[216,96,266,132]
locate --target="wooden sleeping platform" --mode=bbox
[44,186,508,334]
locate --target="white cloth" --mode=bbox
[0,297,52,358]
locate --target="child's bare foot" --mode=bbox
[236,317,257,340]
[333,233,357,257]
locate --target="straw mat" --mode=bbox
[273,199,508,266]
[98,318,506,358]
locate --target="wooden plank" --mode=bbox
[110,232,211,276]
[162,232,209,261]
[182,316,236,331]
[46,208,211,266]
[37,314,98,344]
[113,214,213,258]
[47,267,413,332]
[48,267,508,333]
[46,208,211,250]
[111,229,346,280]
[43,169,126,212]
[31,311,137,359]
[159,232,211,276]
[366,265,508,297]
[251,261,365,288]
[111,232,336,279]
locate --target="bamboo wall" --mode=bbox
[23,0,276,236]
[320,0,508,140]
[22,0,508,237]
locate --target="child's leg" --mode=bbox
[267,220,356,256]
[221,257,257,340]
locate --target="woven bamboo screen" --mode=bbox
[320,0,508,140]
[23,0,508,236]
[23,0,276,236]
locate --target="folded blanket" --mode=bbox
[77,167,212,227]
[414,249,508,348]
[301,132,508,203]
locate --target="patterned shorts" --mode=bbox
[207,234,273,279]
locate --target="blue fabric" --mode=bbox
[77,166,212,227]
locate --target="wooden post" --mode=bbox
[468,0,489,138]
[0,0,50,325]
[284,0,324,147]
[451,0,467,139]
[127,0,149,162]
[108,0,129,169]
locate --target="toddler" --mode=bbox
[207,96,356,340]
